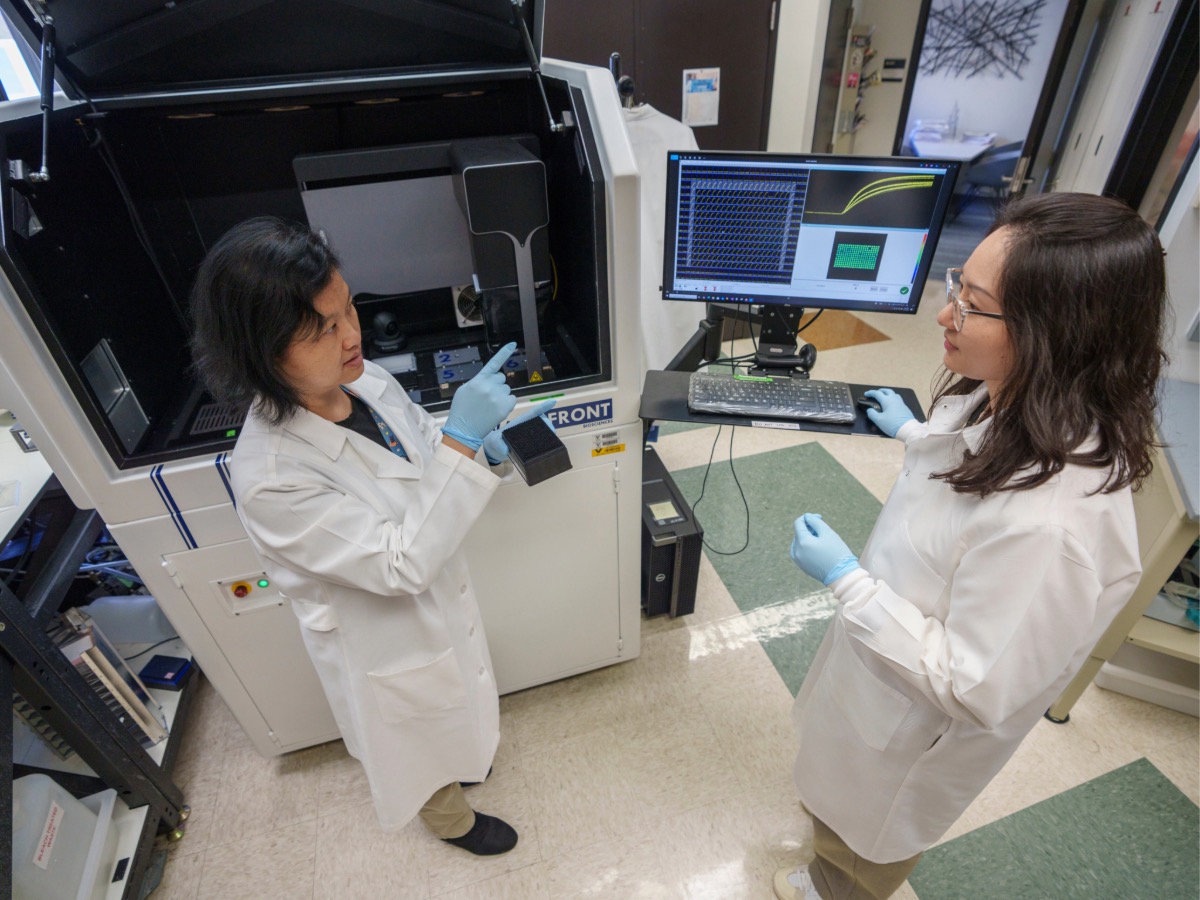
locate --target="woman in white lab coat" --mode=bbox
[775,193,1167,900]
[190,217,549,855]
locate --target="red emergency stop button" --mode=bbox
[232,582,251,598]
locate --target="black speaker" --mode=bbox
[641,446,703,618]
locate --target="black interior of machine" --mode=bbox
[0,74,610,468]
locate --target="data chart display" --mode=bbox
[662,151,959,316]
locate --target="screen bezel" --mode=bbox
[660,150,961,316]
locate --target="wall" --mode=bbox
[851,0,922,155]
[1159,152,1200,384]
[766,0,830,151]
[903,0,1071,146]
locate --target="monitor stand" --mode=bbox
[749,306,816,378]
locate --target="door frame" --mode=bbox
[1104,0,1199,208]
[891,0,935,155]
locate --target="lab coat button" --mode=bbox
[460,584,467,595]
[469,626,475,637]
[478,666,485,676]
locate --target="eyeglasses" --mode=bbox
[946,268,1005,332]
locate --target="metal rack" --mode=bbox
[2,480,195,900]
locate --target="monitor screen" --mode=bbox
[661,151,961,315]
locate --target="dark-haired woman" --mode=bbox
[191,217,550,855]
[775,193,1167,900]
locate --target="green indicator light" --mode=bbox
[257,579,270,588]
[226,429,237,437]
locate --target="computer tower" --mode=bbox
[641,446,703,618]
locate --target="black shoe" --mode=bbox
[460,766,493,788]
[442,812,518,856]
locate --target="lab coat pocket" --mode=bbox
[291,598,340,632]
[367,648,468,723]
[824,631,912,752]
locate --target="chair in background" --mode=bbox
[955,141,1024,217]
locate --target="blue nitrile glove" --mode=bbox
[483,399,558,464]
[791,513,859,585]
[864,388,916,438]
[442,342,519,451]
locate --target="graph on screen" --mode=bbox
[662,151,959,316]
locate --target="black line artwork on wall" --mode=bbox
[919,0,1049,79]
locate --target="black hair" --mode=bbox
[189,217,340,426]
[933,192,1167,496]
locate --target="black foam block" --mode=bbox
[504,416,572,486]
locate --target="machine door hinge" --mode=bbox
[617,636,624,654]
[163,560,183,590]
[612,463,621,493]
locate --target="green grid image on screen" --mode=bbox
[833,243,881,269]
[827,230,887,281]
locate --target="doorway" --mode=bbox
[542,0,780,150]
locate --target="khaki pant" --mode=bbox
[417,782,475,839]
[809,815,922,900]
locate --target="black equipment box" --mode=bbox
[506,416,571,486]
[641,446,702,618]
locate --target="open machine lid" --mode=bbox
[1,0,542,103]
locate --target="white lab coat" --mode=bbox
[792,385,1142,862]
[229,360,501,831]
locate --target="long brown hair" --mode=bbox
[933,192,1167,497]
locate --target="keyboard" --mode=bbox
[687,372,857,424]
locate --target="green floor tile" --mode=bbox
[909,758,1200,900]
[669,441,882,694]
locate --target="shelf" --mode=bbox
[1128,615,1200,664]
[13,639,193,775]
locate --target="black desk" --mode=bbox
[640,369,926,435]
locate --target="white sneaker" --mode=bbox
[773,865,821,900]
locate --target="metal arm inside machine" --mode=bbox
[506,228,544,381]
[9,16,56,185]
[510,0,571,133]
[28,16,55,183]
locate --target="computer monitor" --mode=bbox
[661,151,960,320]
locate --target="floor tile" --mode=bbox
[651,797,782,900]
[432,862,550,899]
[198,819,316,900]
[540,835,678,899]
[314,742,373,818]
[151,847,205,900]
[206,740,324,849]
[314,802,428,900]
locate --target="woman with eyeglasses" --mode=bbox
[775,193,1167,900]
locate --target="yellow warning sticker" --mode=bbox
[529,371,543,383]
[592,443,625,457]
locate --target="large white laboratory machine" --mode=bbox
[0,3,642,757]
